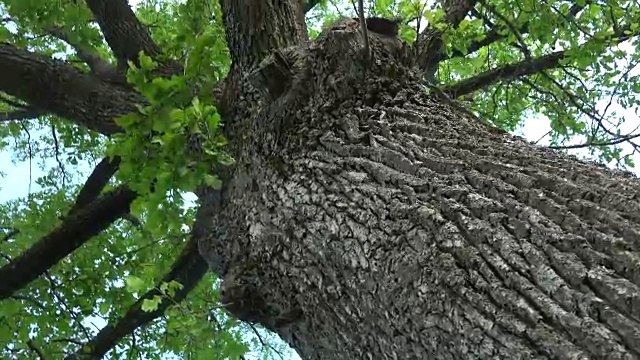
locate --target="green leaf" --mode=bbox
[98,302,110,316]
[141,295,163,312]
[203,174,223,189]
[8,121,21,136]
[125,275,146,293]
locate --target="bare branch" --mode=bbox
[0,43,143,135]
[0,186,137,300]
[547,134,640,150]
[50,124,69,187]
[355,0,370,64]
[65,239,208,360]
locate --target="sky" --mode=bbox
[0,1,639,359]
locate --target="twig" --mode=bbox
[51,124,68,188]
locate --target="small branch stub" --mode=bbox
[364,17,400,38]
[249,47,306,102]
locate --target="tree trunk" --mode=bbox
[196,18,640,360]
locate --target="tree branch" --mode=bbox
[415,0,478,82]
[444,50,565,97]
[26,339,48,360]
[0,186,137,300]
[477,0,530,59]
[43,24,126,85]
[0,107,46,122]
[68,156,122,215]
[0,43,143,135]
[436,1,589,63]
[304,0,321,13]
[83,0,181,75]
[442,24,639,97]
[0,93,47,122]
[220,0,306,71]
[64,239,208,360]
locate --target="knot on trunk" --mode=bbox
[249,46,309,102]
[357,16,401,38]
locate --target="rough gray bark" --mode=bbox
[0,43,138,135]
[2,0,639,358]
[197,17,640,360]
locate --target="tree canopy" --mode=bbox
[0,0,638,359]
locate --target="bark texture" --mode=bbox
[198,17,640,360]
[2,0,640,358]
[0,43,139,135]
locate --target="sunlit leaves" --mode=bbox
[107,48,231,234]
[125,275,147,293]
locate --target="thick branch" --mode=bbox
[442,24,638,97]
[83,0,160,63]
[221,0,306,70]
[68,156,122,215]
[444,51,565,97]
[0,186,137,300]
[84,0,181,75]
[65,239,208,360]
[415,0,478,81]
[0,43,143,135]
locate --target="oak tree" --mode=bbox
[1,0,639,359]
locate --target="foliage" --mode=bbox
[310,0,640,166]
[0,0,639,359]
[0,0,278,358]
